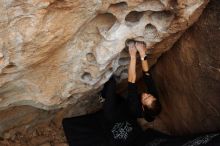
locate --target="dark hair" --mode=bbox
[143,99,162,122]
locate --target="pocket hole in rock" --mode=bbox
[95,13,117,37]
[118,57,130,66]
[81,72,92,82]
[105,67,114,78]
[2,62,17,73]
[96,13,117,29]
[144,24,158,39]
[86,53,96,63]
[115,65,127,76]
[153,10,173,20]
[151,11,174,29]
[108,2,128,9]
[121,68,128,75]
[5,64,15,68]
[119,68,128,80]
[125,11,144,23]
[123,39,136,53]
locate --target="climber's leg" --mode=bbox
[101,76,122,122]
[101,76,116,99]
[62,111,105,146]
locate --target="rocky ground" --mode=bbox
[0,122,67,146]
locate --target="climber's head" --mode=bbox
[141,92,161,122]
[141,92,156,107]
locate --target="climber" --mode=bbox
[126,40,162,122]
[62,40,163,146]
[96,40,162,145]
[62,70,146,146]
[102,40,161,123]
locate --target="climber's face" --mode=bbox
[141,92,156,108]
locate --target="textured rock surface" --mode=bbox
[0,0,208,110]
[151,0,220,135]
[2,0,220,141]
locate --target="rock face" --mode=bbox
[151,0,220,135]
[0,0,209,110]
[2,0,220,139]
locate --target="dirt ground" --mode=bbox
[0,122,68,146]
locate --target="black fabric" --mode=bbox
[62,111,107,146]
[101,72,160,123]
[101,72,161,123]
[62,77,146,146]
[125,72,161,122]
[62,110,144,146]
[134,71,160,122]
[62,75,162,146]
[101,76,130,122]
[142,71,159,99]
[62,111,172,146]
[127,82,143,118]
[63,115,220,146]
[101,77,144,146]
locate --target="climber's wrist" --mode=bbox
[140,53,146,60]
[140,53,145,58]
[130,55,136,59]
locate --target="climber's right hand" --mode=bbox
[135,41,146,57]
[128,42,137,58]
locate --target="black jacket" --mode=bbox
[101,77,142,146]
[127,71,160,122]
[62,73,160,146]
[101,72,160,146]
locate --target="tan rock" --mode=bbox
[0,0,209,110]
[54,143,68,146]
[40,142,51,146]
[1,0,217,139]
[30,136,50,145]
[151,0,220,135]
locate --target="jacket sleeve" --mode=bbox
[127,82,143,118]
[143,71,159,99]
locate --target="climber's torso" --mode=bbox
[101,97,144,146]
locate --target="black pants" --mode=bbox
[62,77,123,146]
[62,111,172,146]
[62,111,108,146]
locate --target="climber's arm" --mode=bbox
[142,71,159,99]
[136,42,159,98]
[128,46,137,83]
[102,41,138,120]
[128,57,137,83]
[135,42,149,72]
[127,45,138,99]
[126,43,143,118]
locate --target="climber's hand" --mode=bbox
[128,42,137,58]
[136,41,147,57]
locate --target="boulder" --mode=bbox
[0,0,217,139]
[151,0,220,135]
[0,0,208,110]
